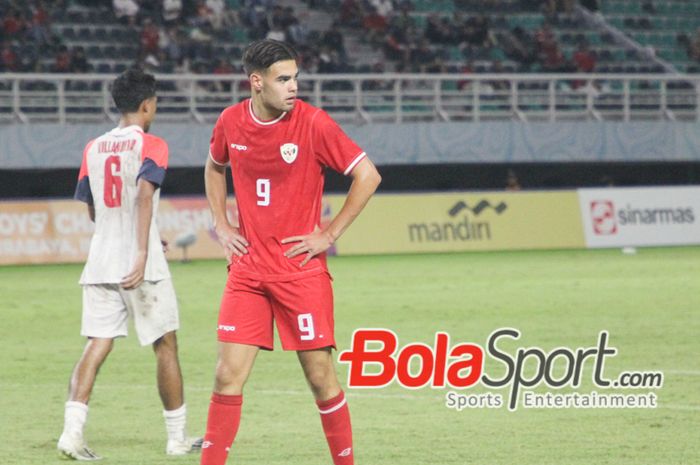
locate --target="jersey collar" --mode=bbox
[110,124,144,136]
[248,99,287,126]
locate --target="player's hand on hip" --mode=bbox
[282,226,334,267]
[215,223,249,263]
[121,253,147,290]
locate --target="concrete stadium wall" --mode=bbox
[2,121,700,169]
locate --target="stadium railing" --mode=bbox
[0,73,698,124]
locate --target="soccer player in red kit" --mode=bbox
[201,39,381,465]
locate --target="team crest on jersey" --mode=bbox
[280,143,298,164]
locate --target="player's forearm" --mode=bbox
[325,161,381,242]
[205,158,230,228]
[134,193,153,256]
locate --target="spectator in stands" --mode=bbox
[339,0,363,28]
[70,46,90,73]
[113,0,140,25]
[457,15,493,60]
[287,13,310,46]
[363,6,389,46]
[370,0,394,18]
[31,1,50,24]
[205,0,229,30]
[266,5,288,34]
[140,18,161,55]
[487,60,509,91]
[52,44,71,72]
[265,23,286,42]
[162,0,183,25]
[189,23,213,44]
[26,14,51,46]
[161,27,184,63]
[426,56,447,74]
[383,33,406,64]
[505,169,521,191]
[541,45,568,72]
[690,28,700,63]
[0,41,19,72]
[471,15,493,49]
[2,8,25,36]
[572,41,596,73]
[279,6,298,30]
[457,61,474,91]
[213,58,234,91]
[317,45,342,73]
[535,20,569,71]
[321,25,346,57]
[410,38,438,72]
[502,26,537,70]
[392,6,415,33]
[362,61,393,91]
[191,0,212,28]
[424,14,452,45]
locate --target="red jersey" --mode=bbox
[209,98,366,282]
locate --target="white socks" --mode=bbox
[63,401,89,439]
[63,401,186,443]
[163,404,187,443]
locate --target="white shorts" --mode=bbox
[81,279,179,346]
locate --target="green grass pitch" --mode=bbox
[1,248,698,465]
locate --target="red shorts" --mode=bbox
[217,271,335,351]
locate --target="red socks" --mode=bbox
[200,393,242,465]
[317,391,354,465]
[200,391,353,465]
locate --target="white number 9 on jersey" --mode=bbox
[256,178,270,206]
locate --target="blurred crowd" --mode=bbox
[1,1,68,72]
[5,0,694,78]
[678,29,700,65]
[338,0,596,74]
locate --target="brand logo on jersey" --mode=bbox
[280,143,298,164]
[218,325,236,332]
[230,143,248,151]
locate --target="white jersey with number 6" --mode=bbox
[75,125,170,284]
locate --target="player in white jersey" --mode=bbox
[57,68,201,461]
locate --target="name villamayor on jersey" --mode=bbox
[97,139,137,154]
[338,328,664,410]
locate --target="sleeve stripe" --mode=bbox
[137,158,166,187]
[343,152,367,176]
[209,150,229,166]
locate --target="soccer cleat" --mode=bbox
[57,433,102,461]
[166,437,203,455]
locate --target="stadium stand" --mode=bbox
[1,0,699,75]
[601,0,700,73]
[0,0,699,126]
[1,1,700,195]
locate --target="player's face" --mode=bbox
[259,60,298,114]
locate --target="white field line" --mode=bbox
[2,382,698,411]
[663,370,700,376]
